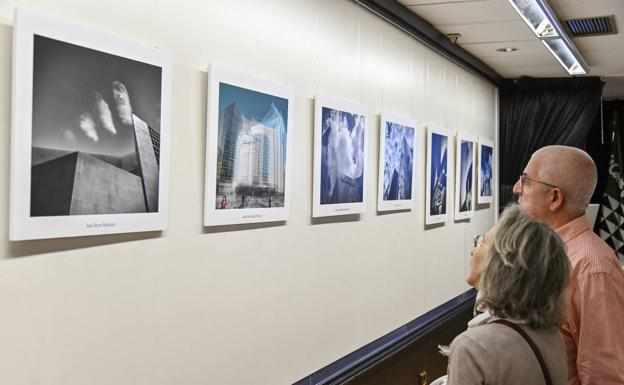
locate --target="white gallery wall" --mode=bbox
[0,0,497,384]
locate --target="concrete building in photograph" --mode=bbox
[30,114,160,216]
[132,114,159,212]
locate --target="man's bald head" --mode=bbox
[531,145,597,215]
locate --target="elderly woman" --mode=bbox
[447,205,570,385]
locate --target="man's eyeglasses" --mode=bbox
[472,234,484,249]
[519,173,558,189]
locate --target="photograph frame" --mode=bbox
[477,137,494,204]
[204,65,295,226]
[425,126,451,225]
[377,112,419,212]
[454,133,475,220]
[313,95,368,218]
[10,9,172,241]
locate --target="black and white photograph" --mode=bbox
[31,36,163,217]
[377,113,419,212]
[204,65,294,226]
[425,126,450,225]
[10,9,172,240]
[313,95,368,218]
[454,134,474,220]
[478,138,494,204]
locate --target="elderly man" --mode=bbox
[513,145,624,385]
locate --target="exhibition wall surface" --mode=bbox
[0,1,497,384]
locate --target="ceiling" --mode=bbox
[397,0,624,99]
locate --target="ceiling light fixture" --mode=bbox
[497,47,518,52]
[507,0,588,75]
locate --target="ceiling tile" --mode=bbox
[549,0,624,20]
[480,51,561,69]
[434,20,533,44]
[403,0,517,26]
[399,0,477,5]
[460,40,546,58]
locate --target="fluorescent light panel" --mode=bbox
[508,0,559,37]
[542,39,586,75]
[507,0,588,75]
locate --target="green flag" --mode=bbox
[596,109,624,264]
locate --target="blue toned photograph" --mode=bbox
[430,133,448,215]
[382,122,415,201]
[480,145,493,197]
[320,107,365,204]
[216,82,288,209]
[459,140,474,212]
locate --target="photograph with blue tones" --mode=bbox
[430,132,448,216]
[320,107,365,204]
[382,122,415,201]
[215,82,289,210]
[458,140,474,212]
[480,144,493,198]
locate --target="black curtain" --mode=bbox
[499,77,604,209]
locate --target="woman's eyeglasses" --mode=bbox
[472,234,484,249]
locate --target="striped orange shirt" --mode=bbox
[557,215,624,385]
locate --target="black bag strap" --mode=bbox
[491,319,553,385]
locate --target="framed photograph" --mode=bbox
[377,112,418,212]
[204,65,294,226]
[313,95,368,218]
[10,9,172,240]
[425,127,450,225]
[454,133,475,220]
[478,138,494,204]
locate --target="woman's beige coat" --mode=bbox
[447,312,567,385]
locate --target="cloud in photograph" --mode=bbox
[31,35,163,156]
[326,111,364,181]
[96,92,117,135]
[112,80,133,125]
[349,116,365,176]
[79,113,98,142]
[62,129,77,146]
[332,119,356,179]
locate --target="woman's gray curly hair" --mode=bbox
[480,204,571,329]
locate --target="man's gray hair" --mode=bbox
[480,204,571,329]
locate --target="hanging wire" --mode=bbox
[409,49,414,118]
[600,95,605,144]
[202,0,210,67]
[357,5,363,104]
[151,0,157,49]
[379,32,384,113]
[13,0,19,23]
[312,5,319,97]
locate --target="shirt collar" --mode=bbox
[467,309,529,328]
[555,215,589,243]
[468,309,495,328]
